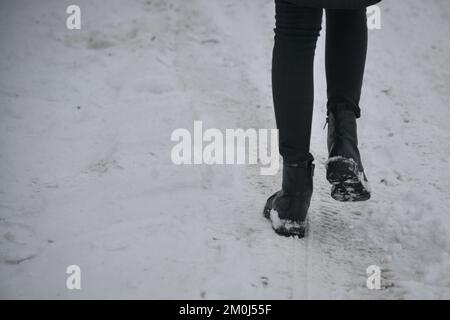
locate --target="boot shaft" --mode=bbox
[327,105,358,148]
[282,160,314,194]
[327,104,363,170]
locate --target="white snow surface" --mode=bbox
[0,0,449,299]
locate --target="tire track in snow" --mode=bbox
[215,0,401,298]
[306,170,399,298]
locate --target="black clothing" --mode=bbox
[326,105,371,201]
[272,0,368,163]
[264,159,315,237]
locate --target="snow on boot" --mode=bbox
[263,160,314,238]
[325,103,371,202]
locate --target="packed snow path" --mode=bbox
[0,0,449,299]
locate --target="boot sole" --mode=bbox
[326,157,371,202]
[263,195,306,238]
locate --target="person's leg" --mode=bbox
[265,1,322,237]
[325,9,367,117]
[324,9,371,202]
[272,0,323,163]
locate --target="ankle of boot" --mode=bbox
[327,101,361,119]
[283,153,314,167]
[282,161,314,194]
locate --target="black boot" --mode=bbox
[326,103,370,201]
[263,159,314,238]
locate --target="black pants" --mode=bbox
[272,0,367,163]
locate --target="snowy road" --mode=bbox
[0,0,449,299]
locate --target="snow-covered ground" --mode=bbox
[0,0,449,299]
